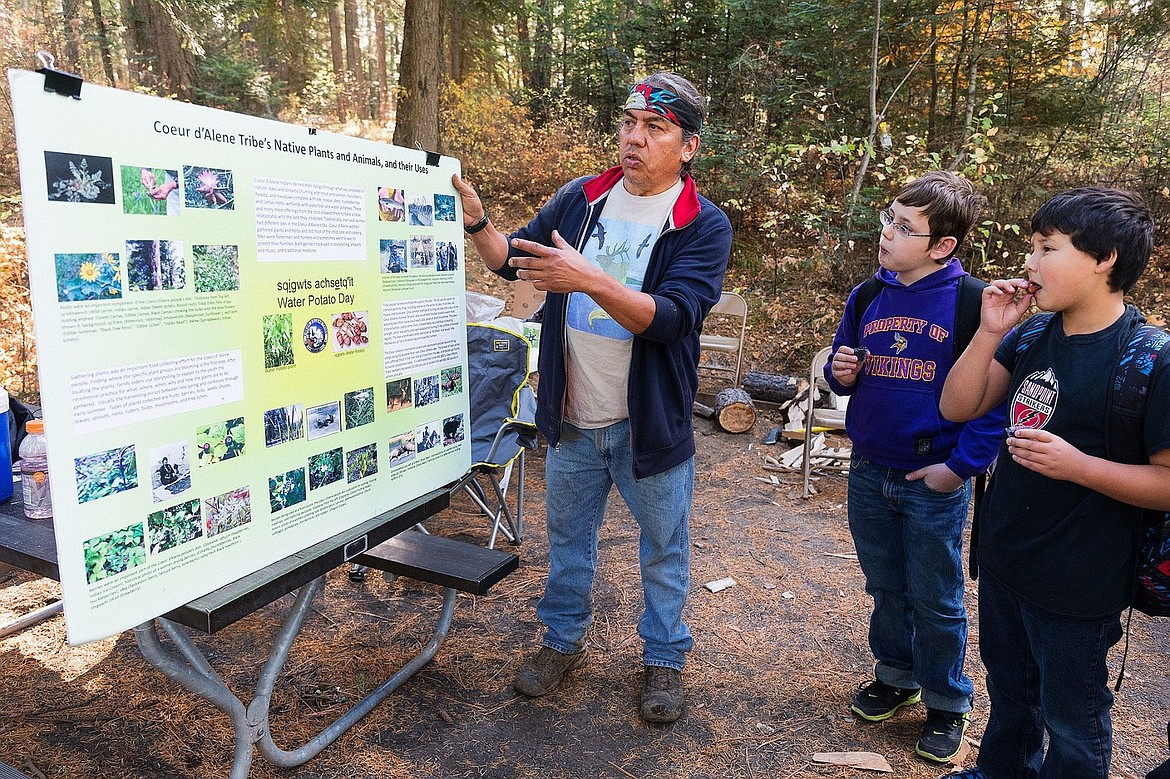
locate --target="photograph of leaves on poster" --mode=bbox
[443,413,465,446]
[205,486,251,537]
[386,377,412,412]
[121,165,179,216]
[74,444,138,504]
[149,441,191,503]
[147,497,203,554]
[434,193,456,222]
[54,252,122,302]
[183,165,234,209]
[345,443,378,483]
[263,404,304,447]
[263,313,295,369]
[196,417,246,465]
[193,244,240,292]
[308,447,344,490]
[44,151,115,204]
[344,387,375,429]
[387,432,416,468]
[126,239,185,291]
[269,467,307,513]
[83,523,146,584]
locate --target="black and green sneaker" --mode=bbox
[916,708,971,763]
[850,679,922,721]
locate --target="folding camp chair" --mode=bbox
[802,346,849,498]
[450,322,539,548]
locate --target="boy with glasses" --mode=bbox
[825,171,1002,762]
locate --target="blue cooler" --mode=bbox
[0,391,12,503]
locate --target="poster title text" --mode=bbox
[152,121,431,172]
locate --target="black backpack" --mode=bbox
[1013,308,1170,617]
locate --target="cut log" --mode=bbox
[742,371,803,404]
[712,387,757,433]
[692,401,715,419]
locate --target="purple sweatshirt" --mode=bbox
[824,259,1002,479]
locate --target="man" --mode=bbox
[452,71,732,723]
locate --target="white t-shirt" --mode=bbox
[563,177,683,428]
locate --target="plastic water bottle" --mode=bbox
[19,419,52,520]
[0,392,12,503]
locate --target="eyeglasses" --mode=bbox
[878,208,938,240]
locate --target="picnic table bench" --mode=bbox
[0,487,518,778]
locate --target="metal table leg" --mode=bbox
[133,575,458,778]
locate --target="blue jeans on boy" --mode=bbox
[537,420,694,670]
[847,455,974,713]
[976,572,1122,779]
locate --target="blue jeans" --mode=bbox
[537,420,694,670]
[847,455,974,712]
[976,572,1122,779]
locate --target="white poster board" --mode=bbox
[7,69,471,643]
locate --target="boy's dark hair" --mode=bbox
[895,171,985,256]
[1030,187,1154,293]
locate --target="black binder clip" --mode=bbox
[35,51,82,100]
[415,142,441,167]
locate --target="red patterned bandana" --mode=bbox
[624,81,703,134]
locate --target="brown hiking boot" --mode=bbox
[513,646,587,696]
[640,666,684,723]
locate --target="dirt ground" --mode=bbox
[2,409,1168,779]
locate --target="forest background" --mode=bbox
[2,0,1170,401]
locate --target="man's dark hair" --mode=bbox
[895,171,985,255]
[639,71,706,176]
[1031,187,1154,293]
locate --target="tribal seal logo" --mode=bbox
[1010,367,1059,430]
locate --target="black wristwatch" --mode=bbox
[464,214,490,234]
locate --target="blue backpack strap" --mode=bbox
[1105,315,1170,466]
[1113,323,1170,414]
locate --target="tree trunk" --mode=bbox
[376,4,389,118]
[149,0,196,99]
[328,3,346,118]
[122,0,151,84]
[60,0,82,72]
[393,0,441,151]
[343,0,366,118]
[89,0,118,85]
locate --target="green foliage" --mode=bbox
[262,313,295,369]
[84,524,147,583]
[193,244,240,292]
[344,387,375,429]
[147,498,203,553]
[269,468,307,512]
[194,53,280,116]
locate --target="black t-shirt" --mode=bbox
[979,308,1170,618]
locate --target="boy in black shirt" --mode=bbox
[939,187,1170,779]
